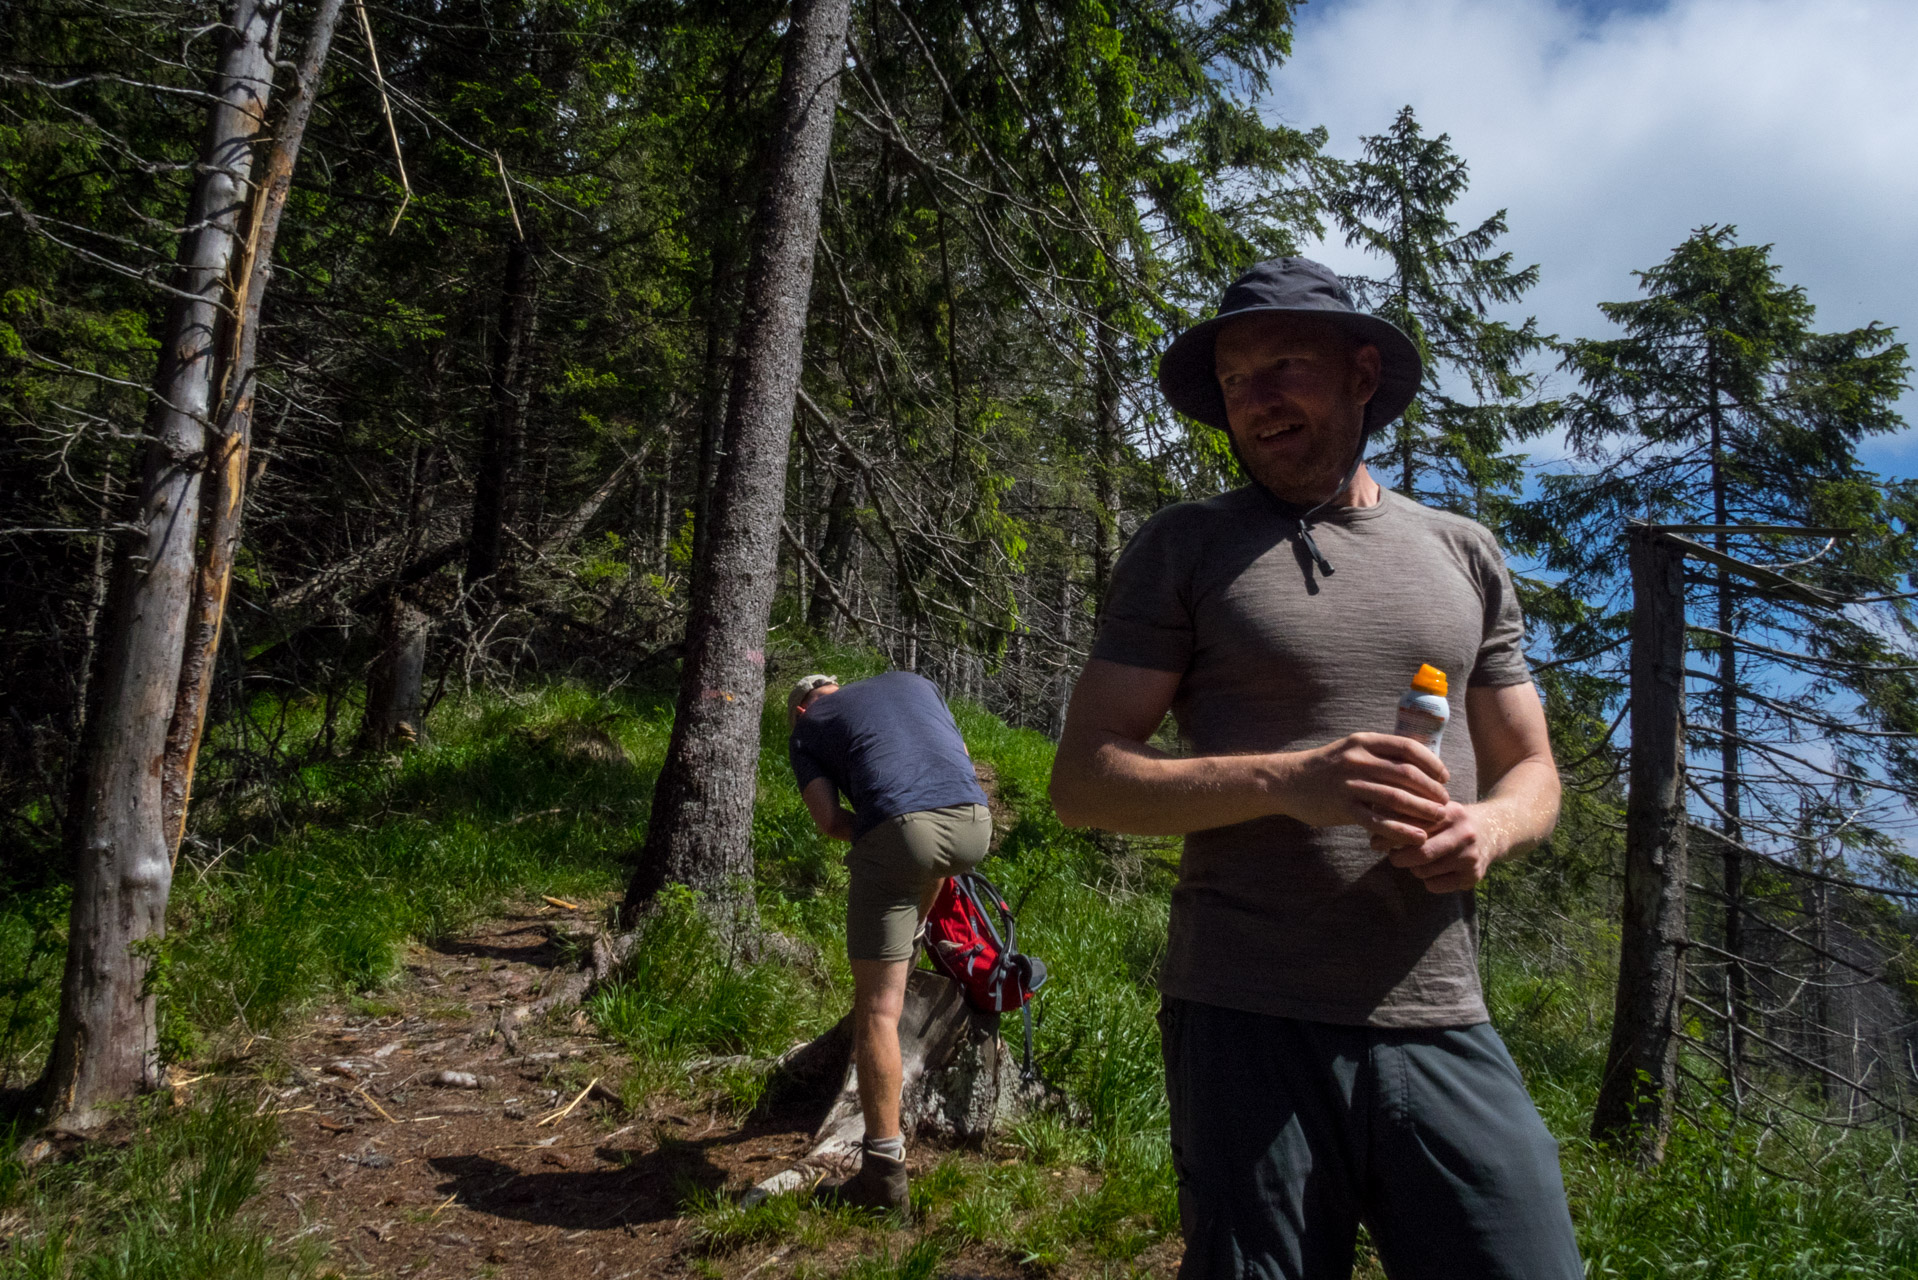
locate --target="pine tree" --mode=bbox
[1329,105,1545,516]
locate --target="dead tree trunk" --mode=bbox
[536,446,648,558]
[360,599,431,749]
[360,416,443,753]
[624,0,853,921]
[1592,527,1690,1162]
[42,0,342,1128]
[162,0,346,854]
[464,233,541,617]
[806,456,856,631]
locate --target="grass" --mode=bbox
[0,684,657,1085]
[0,1092,319,1280]
[4,656,1918,1276]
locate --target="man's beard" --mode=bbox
[1233,418,1367,508]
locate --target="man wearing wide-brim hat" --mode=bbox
[1051,259,1581,1278]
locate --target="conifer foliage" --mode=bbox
[1329,105,1546,515]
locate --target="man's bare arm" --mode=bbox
[801,777,856,842]
[1384,681,1560,893]
[1049,658,1453,842]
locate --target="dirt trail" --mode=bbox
[245,902,827,1279]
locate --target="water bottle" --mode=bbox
[1394,664,1450,754]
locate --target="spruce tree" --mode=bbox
[1516,225,1915,1091]
[1329,105,1545,516]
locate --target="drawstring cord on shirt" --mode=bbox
[1255,442,1367,578]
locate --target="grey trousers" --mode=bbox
[1160,998,1583,1280]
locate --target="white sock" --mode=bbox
[863,1134,905,1162]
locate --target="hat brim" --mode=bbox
[1157,306,1421,436]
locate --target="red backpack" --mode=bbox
[923,872,1047,1079]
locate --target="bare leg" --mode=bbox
[850,957,912,1139]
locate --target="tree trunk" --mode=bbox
[359,352,443,756]
[1699,365,1750,1084]
[806,460,855,630]
[624,0,852,920]
[1591,527,1689,1162]
[1050,558,1072,738]
[537,445,647,558]
[464,234,541,615]
[41,0,294,1129]
[360,599,430,749]
[689,249,732,572]
[162,0,345,856]
[1091,324,1122,602]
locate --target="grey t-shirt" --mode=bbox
[1090,486,1532,1028]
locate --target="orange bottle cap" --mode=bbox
[1411,664,1448,697]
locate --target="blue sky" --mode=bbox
[1267,0,1918,479]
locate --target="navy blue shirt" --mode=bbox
[788,671,988,841]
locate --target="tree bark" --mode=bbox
[1709,379,1748,1079]
[464,233,541,614]
[806,459,855,631]
[41,0,295,1129]
[689,248,732,573]
[625,0,852,919]
[1091,323,1122,603]
[742,970,1048,1204]
[359,363,443,755]
[1591,527,1690,1162]
[163,0,346,857]
[360,599,430,749]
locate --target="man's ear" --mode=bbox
[1351,343,1383,405]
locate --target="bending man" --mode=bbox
[1050,258,1582,1279]
[788,669,992,1212]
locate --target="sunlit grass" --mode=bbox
[0,1092,320,1280]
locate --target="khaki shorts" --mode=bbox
[846,803,992,962]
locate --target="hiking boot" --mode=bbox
[817,1148,910,1214]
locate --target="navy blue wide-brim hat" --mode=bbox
[1158,257,1422,435]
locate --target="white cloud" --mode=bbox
[1265,0,1918,474]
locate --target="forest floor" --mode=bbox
[233,899,1087,1280]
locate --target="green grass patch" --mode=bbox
[588,884,842,1099]
[0,1093,319,1279]
[0,683,665,1085]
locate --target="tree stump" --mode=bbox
[743,969,1049,1204]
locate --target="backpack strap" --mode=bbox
[961,872,1017,995]
[954,873,1038,1078]
[1020,1002,1035,1082]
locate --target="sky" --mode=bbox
[1263,0,1918,478]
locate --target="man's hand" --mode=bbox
[1377,801,1497,893]
[1367,683,1561,894]
[1278,733,1451,847]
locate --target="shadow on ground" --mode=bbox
[427,1133,733,1230]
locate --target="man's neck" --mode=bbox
[1338,465,1382,509]
[1264,464,1382,511]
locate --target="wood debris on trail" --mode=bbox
[217,903,1056,1279]
[234,906,823,1278]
